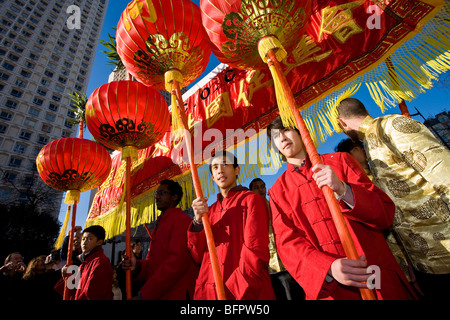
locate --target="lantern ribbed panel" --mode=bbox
[115,0,211,89]
[200,0,311,70]
[36,138,112,192]
[85,80,170,151]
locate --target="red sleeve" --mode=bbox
[53,277,76,299]
[138,215,193,300]
[81,259,113,300]
[269,193,338,300]
[187,222,207,264]
[336,152,395,230]
[225,193,271,300]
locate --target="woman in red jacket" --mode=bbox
[266,117,416,300]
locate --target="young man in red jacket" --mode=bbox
[55,225,113,300]
[266,116,416,300]
[121,179,199,299]
[189,151,275,300]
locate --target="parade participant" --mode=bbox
[249,178,304,300]
[267,116,416,300]
[55,225,113,300]
[335,138,417,287]
[121,180,198,300]
[0,252,26,301]
[336,98,450,298]
[189,151,275,300]
[335,138,372,180]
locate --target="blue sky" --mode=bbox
[59,0,450,227]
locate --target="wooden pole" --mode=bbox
[125,156,132,300]
[63,203,76,300]
[172,81,227,300]
[385,57,411,117]
[267,50,376,300]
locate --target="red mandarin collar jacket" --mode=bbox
[188,186,275,300]
[55,247,113,300]
[268,153,416,300]
[136,207,199,300]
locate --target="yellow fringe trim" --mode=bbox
[54,205,71,249]
[165,70,185,142]
[64,190,80,205]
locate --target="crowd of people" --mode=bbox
[1,98,449,300]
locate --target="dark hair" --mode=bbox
[336,98,369,118]
[249,178,265,191]
[159,179,183,206]
[209,151,239,173]
[266,116,300,162]
[82,225,106,241]
[335,138,364,153]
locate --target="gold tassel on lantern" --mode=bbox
[122,146,138,161]
[64,190,80,205]
[53,205,71,249]
[165,69,184,141]
[258,35,297,129]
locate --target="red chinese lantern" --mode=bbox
[200,0,376,300]
[116,0,227,300]
[36,138,112,196]
[36,137,112,299]
[85,80,170,299]
[85,80,170,156]
[116,0,211,90]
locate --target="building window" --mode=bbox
[48,103,58,111]
[0,111,13,121]
[37,135,48,144]
[3,62,15,71]
[23,118,37,127]
[3,172,17,183]
[19,131,31,140]
[15,79,27,87]
[45,113,55,122]
[10,89,22,97]
[13,143,27,154]
[8,157,22,168]
[64,120,73,128]
[62,130,71,138]
[37,88,47,96]
[32,97,44,106]
[28,107,40,116]
[42,123,52,133]
[5,100,18,109]
[20,70,31,78]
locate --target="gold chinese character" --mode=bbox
[237,70,271,107]
[123,0,157,31]
[319,1,363,43]
[205,92,233,128]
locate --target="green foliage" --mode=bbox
[67,91,87,126]
[100,27,125,71]
[0,204,60,263]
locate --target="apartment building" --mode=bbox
[0,0,109,217]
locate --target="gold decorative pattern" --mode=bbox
[387,178,410,198]
[221,0,309,69]
[392,117,422,133]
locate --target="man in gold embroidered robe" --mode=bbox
[336,98,450,299]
